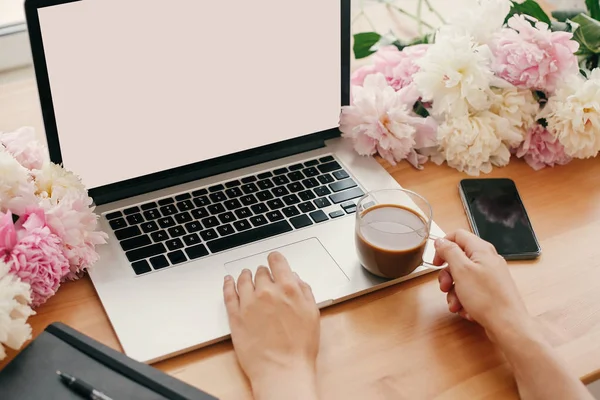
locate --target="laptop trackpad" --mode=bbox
[224,238,349,305]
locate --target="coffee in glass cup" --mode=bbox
[355,188,444,279]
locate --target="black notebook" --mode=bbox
[0,322,218,399]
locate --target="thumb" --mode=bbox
[434,238,472,276]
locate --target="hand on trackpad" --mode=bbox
[224,238,349,305]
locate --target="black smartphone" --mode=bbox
[458,178,541,260]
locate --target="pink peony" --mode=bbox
[0,127,48,170]
[340,73,437,169]
[0,210,69,307]
[41,191,108,279]
[514,124,572,170]
[491,15,579,93]
[351,45,430,91]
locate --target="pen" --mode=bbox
[57,370,113,400]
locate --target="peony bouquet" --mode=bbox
[0,127,107,359]
[342,0,600,175]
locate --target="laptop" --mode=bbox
[25,0,445,363]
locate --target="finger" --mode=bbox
[458,309,472,321]
[267,251,295,283]
[433,251,446,267]
[294,272,316,303]
[236,268,255,303]
[434,237,473,276]
[447,288,463,314]
[438,268,454,293]
[223,275,240,316]
[254,265,273,289]
[445,229,497,257]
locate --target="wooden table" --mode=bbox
[2,147,600,399]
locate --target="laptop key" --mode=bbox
[183,233,201,246]
[193,196,210,207]
[126,213,144,225]
[250,215,268,227]
[310,210,328,223]
[126,243,166,262]
[157,217,176,229]
[106,211,122,220]
[225,180,241,188]
[298,190,316,201]
[256,190,274,202]
[272,187,289,197]
[177,200,194,212]
[317,161,341,174]
[282,206,300,218]
[200,229,218,241]
[233,219,251,231]
[329,187,365,204]
[333,170,350,180]
[303,167,319,177]
[217,224,235,236]
[302,178,319,189]
[330,178,356,192]
[257,171,273,179]
[166,238,184,251]
[167,250,187,265]
[241,195,258,206]
[151,230,169,242]
[272,175,290,186]
[314,198,331,209]
[318,174,334,184]
[206,220,293,253]
[175,193,191,201]
[114,225,141,240]
[209,184,225,192]
[131,260,152,275]
[225,187,243,198]
[257,179,274,190]
[185,244,209,260]
[241,176,257,183]
[174,212,193,224]
[289,214,313,229]
[201,216,219,228]
[185,221,203,233]
[298,202,316,213]
[141,221,159,233]
[241,183,259,194]
[345,206,357,214]
[273,167,288,175]
[288,171,304,181]
[319,155,334,163]
[143,209,161,220]
[124,206,140,215]
[191,208,209,220]
[158,198,174,206]
[219,212,236,224]
[150,255,169,270]
[209,192,227,203]
[287,182,304,193]
[208,203,226,215]
[329,210,345,218]
[110,218,127,230]
[341,201,355,209]
[314,186,331,197]
[267,199,285,210]
[235,207,252,219]
[266,210,284,222]
[251,203,268,214]
[192,188,208,197]
[282,194,300,206]
[168,226,186,238]
[120,235,152,251]
[224,199,242,210]
[160,205,178,216]
[141,202,158,210]
[304,159,319,167]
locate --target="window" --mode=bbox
[0,0,32,71]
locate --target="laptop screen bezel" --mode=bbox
[24,0,351,206]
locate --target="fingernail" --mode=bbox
[242,268,251,274]
[224,275,232,282]
[465,313,473,321]
[435,238,447,248]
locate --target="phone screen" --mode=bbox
[459,178,540,257]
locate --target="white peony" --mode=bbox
[489,86,539,147]
[0,148,37,215]
[33,162,87,203]
[0,127,49,170]
[441,0,512,45]
[0,261,35,360]
[413,32,495,117]
[541,69,600,159]
[434,111,512,176]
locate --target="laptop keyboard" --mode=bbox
[103,155,364,276]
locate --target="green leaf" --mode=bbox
[572,14,600,54]
[353,32,381,59]
[585,0,600,20]
[552,9,587,22]
[413,101,430,118]
[505,0,551,25]
[392,34,431,52]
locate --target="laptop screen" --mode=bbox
[36,0,342,190]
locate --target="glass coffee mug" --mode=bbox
[355,188,446,279]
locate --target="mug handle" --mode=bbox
[421,234,448,271]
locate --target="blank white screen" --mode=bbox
[38,0,341,189]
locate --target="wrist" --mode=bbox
[489,314,548,359]
[251,362,318,400]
